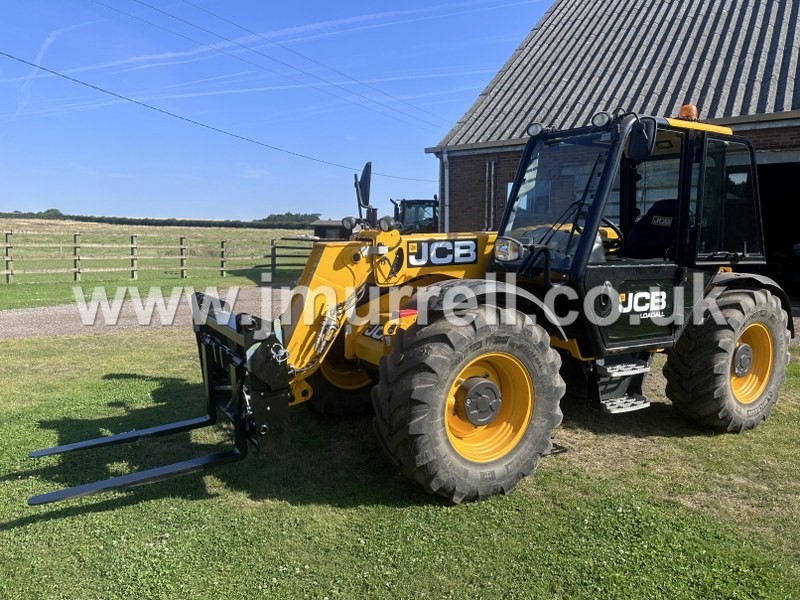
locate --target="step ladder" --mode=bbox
[599,393,651,414]
[596,360,651,378]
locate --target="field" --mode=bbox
[0,325,798,598]
[0,219,311,309]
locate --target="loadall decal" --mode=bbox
[407,239,478,267]
[619,291,667,319]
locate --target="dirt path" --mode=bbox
[0,286,290,340]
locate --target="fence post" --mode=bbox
[220,240,226,277]
[3,232,12,284]
[73,233,81,282]
[270,239,277,280]
[130,234,138,280]
[179,236,187,279]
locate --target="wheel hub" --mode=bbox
[733,343,753,377]
[458,377,502,426]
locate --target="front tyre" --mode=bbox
[664,289,790,432]
[372,306,565,503]
[305,333,374,417]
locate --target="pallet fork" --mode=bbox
[28,294,291,506]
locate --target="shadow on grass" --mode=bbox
[3,373,435,529]
[5,366,718,530]
[559,394,713,439]
[556,363,714,441]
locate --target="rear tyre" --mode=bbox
[372,305,565,503]
[664,289,790,432]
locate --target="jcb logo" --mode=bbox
[619,291,667,316]
[651,215,673,227]
[362,324,384,341]
[407,239,478,267]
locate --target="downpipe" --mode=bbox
[443,146,450,233]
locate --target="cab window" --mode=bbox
[595,128,683,262]
[697,138,763,258]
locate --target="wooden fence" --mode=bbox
[269,237,315,278]
[2,232,316,283]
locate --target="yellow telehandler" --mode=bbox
[29,110,793,505]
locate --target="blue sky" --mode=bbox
[0,0,549,220]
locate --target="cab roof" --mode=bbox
[658,117,733,136]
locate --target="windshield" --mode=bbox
[500,131,613,268]
[402,203,435,227]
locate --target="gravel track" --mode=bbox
[1,287,798,344]
[0,286,289,340]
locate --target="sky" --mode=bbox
[0,0,550,220]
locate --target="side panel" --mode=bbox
[582,263,678,352]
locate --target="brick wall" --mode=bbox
[443,151,522,232]
[737,126,800,151]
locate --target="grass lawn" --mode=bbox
[0,330,798,598]
[0,219,311,309]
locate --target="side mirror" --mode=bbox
[628,117,657,162]
[355,161,372,209]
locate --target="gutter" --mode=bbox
[711,109,800,126]
[425,137,528,156]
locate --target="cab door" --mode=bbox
[579,127,691,353]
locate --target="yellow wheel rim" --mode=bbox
[445,352,533,463]
[730,323,773,405]
[320,361,372,391]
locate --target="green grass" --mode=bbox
[1,332,799,598]
[0,219,311,309]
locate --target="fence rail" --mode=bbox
[2,231,317,283]
[269,237,315,277]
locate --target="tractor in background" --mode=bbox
[391,197,439,233]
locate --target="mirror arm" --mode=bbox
[526,244,554,289]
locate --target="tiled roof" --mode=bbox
[436,0,800,149]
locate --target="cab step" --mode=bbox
[600,394,650,414]
[596,360,651,378]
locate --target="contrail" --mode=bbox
[0,67,498,121]
[1,8,439,83]
[1,0,540,83]
[14,23,89,118]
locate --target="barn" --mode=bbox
[426,0,800,292]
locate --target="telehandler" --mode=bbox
[28,110,792,505]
